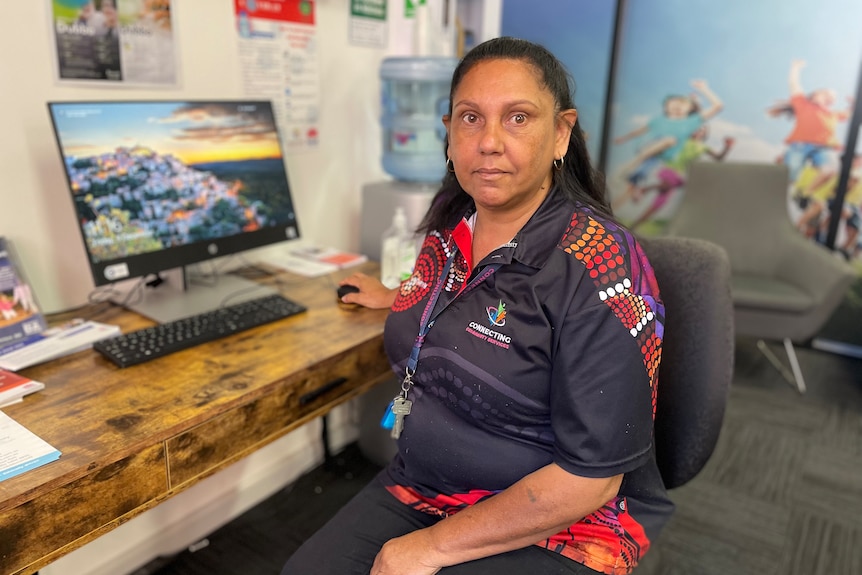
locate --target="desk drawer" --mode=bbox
[0,444,166,575]
[166,338,390,488]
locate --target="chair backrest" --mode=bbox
[666,161,792,276]
[638,236,734,489]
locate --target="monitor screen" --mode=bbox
[46,100,300,288]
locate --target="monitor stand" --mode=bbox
[110,267,277,324]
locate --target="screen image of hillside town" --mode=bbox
[50,101,295,262]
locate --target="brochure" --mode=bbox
[0,237,47,351]
[0,410,61,483]
[267,245,368,277]
[0,369,45,408]
[0,320,121,372]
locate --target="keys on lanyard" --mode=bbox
[389,367,414,439]
[390,395,413,439]
[380,245,502,440]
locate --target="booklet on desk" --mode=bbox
[0,368,45,408]
[0,237,48,352]
[0,410,61,482]
[0,319,121,372]
[267,245,368,277]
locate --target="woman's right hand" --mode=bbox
[338,272,398,309]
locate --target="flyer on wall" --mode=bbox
[50,0,177,87]
[234,0,321,152]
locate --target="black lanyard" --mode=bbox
[401,246,502,395]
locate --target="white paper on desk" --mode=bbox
[0,411,61,482]
[264,252,339,277]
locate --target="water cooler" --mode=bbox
[357,56,458,465]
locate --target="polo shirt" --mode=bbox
[382,186,673,575]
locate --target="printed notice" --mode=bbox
[350,0,387,48]
[50,0,177,86]
[0,411,61,483]
[235,0,321,152]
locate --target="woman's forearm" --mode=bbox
[423,463,622,567]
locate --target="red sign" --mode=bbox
[234,0,315,25]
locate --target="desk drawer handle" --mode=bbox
[300,377,348,405]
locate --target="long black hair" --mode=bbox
[417,36,611,235]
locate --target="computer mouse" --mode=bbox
[337,284,360,300]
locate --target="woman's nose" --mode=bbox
[478,122,504,154]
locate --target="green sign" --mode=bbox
[351,0,387,20]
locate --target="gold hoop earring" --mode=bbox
[553,157,564,171]
[446,157,455,173]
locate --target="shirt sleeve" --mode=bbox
[549,285,657,479]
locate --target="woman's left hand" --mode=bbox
[370,530,443,575]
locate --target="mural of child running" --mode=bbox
[612,79,724,211]
[794,155,862,259]
[628,125,735,231]
[767,59,853,189]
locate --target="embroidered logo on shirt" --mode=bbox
[487,300,507,327]
[464,300,512,349]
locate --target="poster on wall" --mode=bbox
[500,0,617,163]
[605,0,862,238]
[605,0,862,352]
[235,0,321,152]
[349,0,387,48]
[50,0,177,86]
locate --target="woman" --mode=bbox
[282,37,672,575]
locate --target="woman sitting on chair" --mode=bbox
[282,37,673,575]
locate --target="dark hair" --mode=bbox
[417,36,610,235]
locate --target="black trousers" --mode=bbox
[281,470,600,575]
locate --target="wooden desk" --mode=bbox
[0,264,391,575]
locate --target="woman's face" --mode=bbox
[443,59,576,215]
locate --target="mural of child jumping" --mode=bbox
[628,125,735,231]
[767,59,853,188]
[794,155,862,259]
[612,79,724,210]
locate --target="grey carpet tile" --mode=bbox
[810,408,862,455]
[779,511,862,575]
[662,479,791,560]
[793,445,862,522]
[701,420,808,504]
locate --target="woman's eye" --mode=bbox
[511,113,527,124]
[463,113,479,124]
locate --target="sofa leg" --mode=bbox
[755,339,806,394]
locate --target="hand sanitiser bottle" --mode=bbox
[380,207,417,289]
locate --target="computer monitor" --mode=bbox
[47,100,300,322]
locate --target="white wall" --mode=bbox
[0,0,389,314]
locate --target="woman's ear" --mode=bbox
[555,109,578,157]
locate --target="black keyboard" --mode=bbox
[94,294,306,368]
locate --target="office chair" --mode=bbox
[666,161,856,394]
[639,236,734,488]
